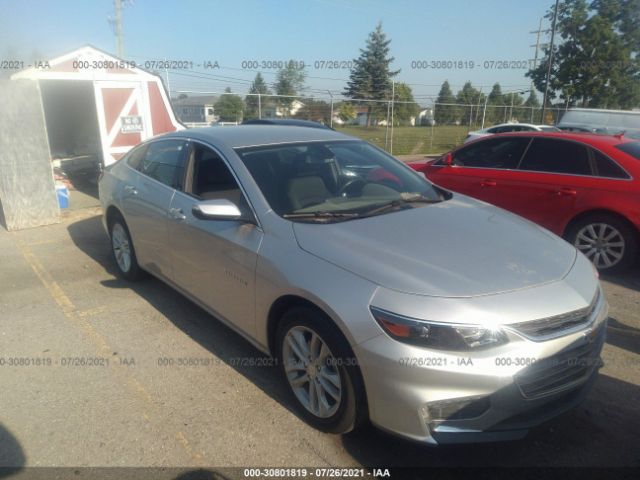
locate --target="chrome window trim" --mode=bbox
[174,138,263,230]
[121,137,190,192]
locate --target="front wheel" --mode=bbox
[276,307,366,434]
[567,214,638,273]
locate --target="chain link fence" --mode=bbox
[174,91,567,157]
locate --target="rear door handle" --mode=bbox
[480,179,497,187]
[168,208,186,221]
[556,188,577,196]
[123,185,138,196]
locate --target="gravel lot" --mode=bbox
[0,208,638,476]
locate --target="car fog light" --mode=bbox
[427,395,491,421]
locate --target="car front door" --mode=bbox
[167,141,263,337]
[425,136,531,204]
[120,138,188,279]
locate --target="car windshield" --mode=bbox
[235,140,446,222]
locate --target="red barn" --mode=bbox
[12,45,184,167]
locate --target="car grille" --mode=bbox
[515,324,605,399]
[509,290,600,340]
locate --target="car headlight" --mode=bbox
[370,306,507,351]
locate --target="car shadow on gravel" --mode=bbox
[67,215,299,418]
[67,215,640,468]
[0,423,25,477]
[601,266,640,293]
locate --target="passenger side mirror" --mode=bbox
[443,152,453,166]
[192,199,248,222]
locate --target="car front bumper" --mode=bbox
[354,286,608,444]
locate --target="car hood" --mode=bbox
[292,196,576,297]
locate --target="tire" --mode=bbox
[276,306,367,434]
[108,213,145,281]
[566,214,638,273]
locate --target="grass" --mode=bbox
[335,125,473,155]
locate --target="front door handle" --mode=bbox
[556,188,577,197]
[123,185,138,196]
[480,179,497,187]
[168,208,186,221]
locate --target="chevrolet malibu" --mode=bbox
[98,126,608,444]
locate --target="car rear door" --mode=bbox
[424,136,531,203]
[166,141,263,338]
[485,137,595,234]
[121,138,188,279]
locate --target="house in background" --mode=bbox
[263,99,306,118]
[417,107,436,126]
[172,95,218,125]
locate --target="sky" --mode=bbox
[0,0,555,105]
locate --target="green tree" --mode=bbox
[392,83,419,126]
[486,83,506,124]
[527,0,640,109]
[344,22,400,126]
[294,98,331,124]
[214,87,244,122]
[456,82,484,126]
[337,102,357,123]
[434,80,458,125]
[274,63,306,117]
[245,73,271,119]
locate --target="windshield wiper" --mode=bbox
[282,211,361,221]
[359,194,441,218]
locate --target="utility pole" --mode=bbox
[327,90,334,128]
[541,0,560,123]
[114,0,124,58]
[530,17,550,123]
[390,81,395,155]
[258,93,262,119]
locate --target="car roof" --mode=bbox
[489,130,637,147]
[166,125,353,148]
[242,118,331,129]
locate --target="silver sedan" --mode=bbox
[99,126,608,444]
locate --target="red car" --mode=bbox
[409,132,640,272]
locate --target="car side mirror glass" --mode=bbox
[192,198,246,222]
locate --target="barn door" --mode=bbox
[94,81,152,166]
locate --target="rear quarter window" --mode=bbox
[615,142,640,160]
[592,150,630,179]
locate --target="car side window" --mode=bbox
[125,144,148,170]
[518,138,592,175]
[592,149,629,179]
[137,139,188,189]
[186,143,250,211]
[453,137,530,169]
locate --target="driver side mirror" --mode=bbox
[192,198,254,223]
[443,152,453,166]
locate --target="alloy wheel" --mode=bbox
[282,326,342,418]
[574,222,625,269]
[111,223,132,273]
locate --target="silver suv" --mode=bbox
[99,126,607,444]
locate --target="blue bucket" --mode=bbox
[56,184,69,209]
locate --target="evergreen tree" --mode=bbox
[274,64,306,117]
[245,73,271,119]
[344,22,400,126]
[434,80,458,125]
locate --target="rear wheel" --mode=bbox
[276,307,366,434]
[109,214,144,281]
[567,214,638,272]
